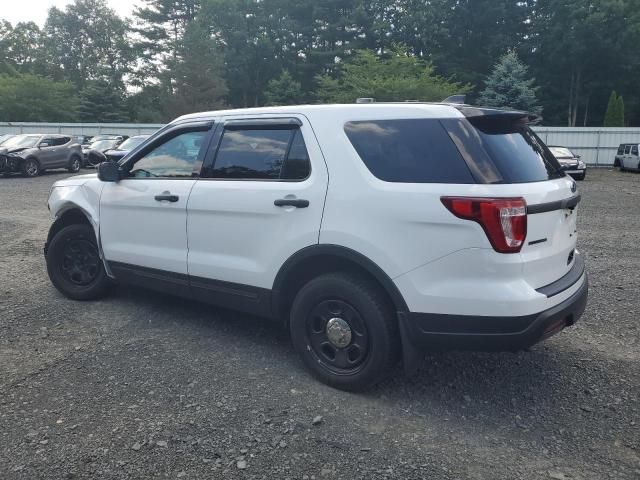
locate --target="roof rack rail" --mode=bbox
[355,98,375,104]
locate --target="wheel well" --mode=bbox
[272,249,407,325]
[46,208,92,247]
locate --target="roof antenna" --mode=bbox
[356,98,375,104]
[442,95,466,104]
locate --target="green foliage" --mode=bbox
[315,49,468,103]
[1,0,640,125]
[0,74,77,122]
[76,80,129,123]
[478,51,541,114]
[603,91,626,127]
[163,20,228,118]
[265,71,304,106]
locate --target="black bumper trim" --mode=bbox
[536,252,584,298]
[398,273,588,353]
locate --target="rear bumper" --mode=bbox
[399,273,588,352]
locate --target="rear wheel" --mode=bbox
[68,155,82,173]
[22,158,40,177]
[289,272,399,391]
[46,224,112,300]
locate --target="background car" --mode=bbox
[619,143,640,171]
[548,145,587,180]
[82,136,126,167]
[103,135,150,162]
[0,134,16,145]
[0,134,83,177]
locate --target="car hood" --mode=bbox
[52,173,98,187]
[0,147,30,155]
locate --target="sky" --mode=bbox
[1,0,141,26]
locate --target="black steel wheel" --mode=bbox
[290,272,399,391]
[46,224,112,300]
[306,299,370,375]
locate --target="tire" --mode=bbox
[22,158,40,177]
[68,155,82,173]
[289,272,399,391]
[46,224,112,300]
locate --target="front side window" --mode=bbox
[129,130,208,178]
[210,127,310,180]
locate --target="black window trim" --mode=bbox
[200,117,312,182]
[119,120,216,180]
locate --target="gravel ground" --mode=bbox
[0,168,638,480]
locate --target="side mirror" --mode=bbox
[576,154,581,159]
[97,161,121,182]
[39,143,49,148]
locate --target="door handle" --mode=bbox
[154,194,179,202]
[274,198,309,208]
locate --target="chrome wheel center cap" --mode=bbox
[326,317,352,348]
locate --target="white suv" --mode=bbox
[45,104,588,391]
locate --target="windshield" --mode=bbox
[3,135,40,149]
[117,137,147,151]
[548,147,574,158]
[90,139,119,151]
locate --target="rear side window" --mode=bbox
[344,119,474,183]
[441,117,563,184]
[211,128,310,180]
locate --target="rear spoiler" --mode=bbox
[454,105,541,125]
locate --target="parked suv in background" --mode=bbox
[618,143,640,171]
[44,104,588,390]
[0,134,82,177]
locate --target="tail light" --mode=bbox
[441,197,527,253]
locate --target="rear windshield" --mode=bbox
[344,117,563,184]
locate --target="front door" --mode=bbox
[99,123,213,293]
[37,136,60,168]
[186,116,329,314]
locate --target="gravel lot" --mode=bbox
[0,168,638,480]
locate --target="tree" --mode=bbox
[45,0,133,89]
[315,48,468,104]
[0,73,77,122]
[478,51,541,114]
[603,91,621,127]
[76,80,130,122]
[265,71,304,106]
[617,94,625,127]
[163,20,228,118]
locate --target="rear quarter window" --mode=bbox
[344,119,475,183]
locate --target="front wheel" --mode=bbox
[68,156,82,173]
[289,272,399,391]
[22,158,40,177]
[46,224,112,300]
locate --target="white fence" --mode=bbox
[533,127,640,166]
[0,122,163,137]
[1,122,639,166]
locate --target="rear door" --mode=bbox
[623,144,632,168]
[630,145,640,169]
[186,115,328,314]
